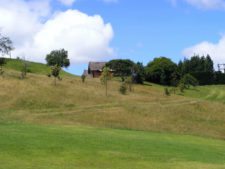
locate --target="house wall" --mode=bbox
[92,71,102,78]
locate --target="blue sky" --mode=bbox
[67,0,225,74]
[1,0,225,75]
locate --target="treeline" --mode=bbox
[106,55,225,86]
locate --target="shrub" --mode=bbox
[164,88,170,96]
[119,82,127,95]
[81,74,86,83]
[125,76,133,92]
[178,82,185,93]
[180,74,199,89]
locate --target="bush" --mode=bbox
[119,82,127,95]
[125,76,133,92]
[170,87,177,94]
[214,71,225,84]
[81,74,86,83]
[164,88,170,96]
[180,74,198,89]
[178,82,185,93]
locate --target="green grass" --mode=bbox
[4,58,72,76]
[181,85,225,103]
[0,123,225,169]
[1,62,225,168]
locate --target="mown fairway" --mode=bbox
[0,59,225,169]
[0,123,225,169]
[182,85,225,103]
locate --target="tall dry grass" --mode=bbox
[0,71,225,139]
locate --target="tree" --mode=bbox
[178,55,214,85]
[0,57,6,75]
[0,33,14,55]
[46,49,70,68]
[100,66,112,96]
[204,54,214,73]
[132,62,145,84]
[179,74,198,90]
[81,74,86,83]
[145,57,178,85]
[49,65,61,86]
[164,88,170,96]
[106,59,135,80]
[20,57,29,79]
[0,33,13,75]
[125,76,133,92]
[119,82,127,95]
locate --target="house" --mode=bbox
[88,62,107,78]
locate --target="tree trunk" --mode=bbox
[54,77,56,86]
[105,79,108,96]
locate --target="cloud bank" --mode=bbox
[182,36,225,65]
[0,0,114,64]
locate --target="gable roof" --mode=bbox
[88,62,106,71]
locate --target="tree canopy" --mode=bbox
[178,55,214,85]
[0,33,13,55]
[46,49,70,68]
[145,57,178,85]
[106,59,135,79]
[178,54,214,76]
[132,62,145,84]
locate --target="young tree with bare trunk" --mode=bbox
[100,67,112,96]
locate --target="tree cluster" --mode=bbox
[143,55,225,86]
[106,59,145,84]
[178,55,214,85]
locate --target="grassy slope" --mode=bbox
[1,73,225,139]
[4,58,72,76]
[0,124,225,169]
[182,85,225,103]
[0,59,225,168]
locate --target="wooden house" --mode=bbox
[88,62,107,78]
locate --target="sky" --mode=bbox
[1,0,225,75]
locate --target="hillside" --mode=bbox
[182,85,225,103]
[1,124,225,169]
[0,59,225,169]
[4,58,72,76]
[0,59,225,139]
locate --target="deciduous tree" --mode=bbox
[145,57,178,85]
[0,33,13,55]
[100,66,112,96]
[46,49,70,68]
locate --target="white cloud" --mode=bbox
[0,0,114,64]
[171,0,225,9]
[0,0,50,46]
[29,10,114,63]
[182,36,225,65]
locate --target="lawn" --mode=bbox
[0,123,225,169]
[182,85,225,103]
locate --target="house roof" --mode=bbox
[88,62,106,71]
